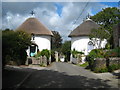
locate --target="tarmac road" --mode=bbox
[2,62,119,89]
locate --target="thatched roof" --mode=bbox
[16,18,53,36]
[68,19,100,37]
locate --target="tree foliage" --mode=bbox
[91,7,120,48]
[2,29,31,66]
[89,27,110,49]
[61,41,71,61]
[51,31,62,51]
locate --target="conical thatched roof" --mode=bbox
[68,19,100,37]
[16,18,53,36]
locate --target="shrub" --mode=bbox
[34,49,51,61]
[2,30,31,66]
[34,51,41,59]
[87,47,120,73]
[108,64,120,72]
[94,67,108,73]
[40,49,51,60]
[107,47,120,57]
[87,49,105,70]
[71,49,84,58]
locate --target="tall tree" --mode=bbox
[61,41,71,62]
[91,7,120,48]
[51,31,62,51]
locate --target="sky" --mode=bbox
[1,1,120,41]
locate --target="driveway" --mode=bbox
[2,62,119,89]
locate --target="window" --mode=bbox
[88,41,93,45]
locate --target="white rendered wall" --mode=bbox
[71,36,107,55]
[34,35,51,51]
[26,35,51,56]
[26,46,30,56]
[71,36,90,55]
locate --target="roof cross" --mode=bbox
[30,11,35,16]
[86,13,90,19]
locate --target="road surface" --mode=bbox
[2,62,119,89]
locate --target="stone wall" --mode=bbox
[109,57,120,66]
[26,56,50,66]
[93,58,106,69]
[93,57,120,71]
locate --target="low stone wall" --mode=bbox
[93,58,106,69]
[70,55,85,64]
[26,56,50,66]
[109,57,120,66]
[93,57,120,71]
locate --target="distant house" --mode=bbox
[113,23,120,48]
[16,17,53,57]
[68,18,107,63]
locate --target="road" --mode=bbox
[2,62,119,89]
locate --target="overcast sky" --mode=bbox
[1,1,119,41]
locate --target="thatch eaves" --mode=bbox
[68,19,100,37]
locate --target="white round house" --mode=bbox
[68,18,107,63]
[16,17,53,57]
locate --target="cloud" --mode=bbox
[2,0,120,2]
[2,2,110,41]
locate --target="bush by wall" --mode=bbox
[108,64,120,72]
[87,48,120,73]
[87,49,105,70]
[34,49,51,60]
[107,47,120,57]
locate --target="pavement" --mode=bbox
[2,62,120,89]
[94,70,120,88]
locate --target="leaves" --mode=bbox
[91,7,120,48]
[61,41,71,61]
[2,29,31,66]
[89,26,110,49]
[51,31,62,51]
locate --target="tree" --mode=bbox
[91,7,120,48]
[89,27,110,49]
[51,31,62,51]
[61,41,71,62]
[2,29,31,66]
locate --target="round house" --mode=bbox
[68,18,107,63]
[16,17,53,57]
